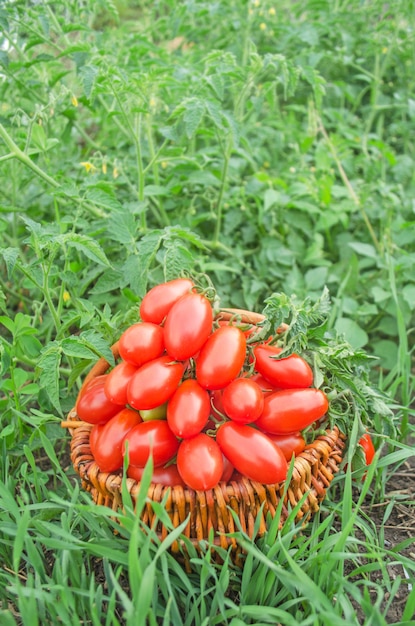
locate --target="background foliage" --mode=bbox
[0,0,414,624]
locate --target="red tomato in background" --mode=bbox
[222,377,264,424]
[265,432,306,461]
[248,372,280,396]
[104,361,138,406]
[89,422,104,458]
[253,344,314,389]
[209,389,226,420]
[359,432,375,465]
[164,293,213,360]
[123,420,179,467]
[196,326,246,390]
[140,278,194,324]
[118,322,165,367]
[176,433,224,490]
[127,356,185,410]
[127,463,185,487]
[256,388,329,435]
[220,455,234,482]
[216,421,287,484]
[92,408,142,472]
[76,375,124,425]
[167,379,211,439]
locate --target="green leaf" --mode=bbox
[106,210,138,245]
[348,242,378,258]
[85,188,123,212]
[335,317,369,349]
[59,233,112,267]
[78,64,99,100]
[78,330,115,365]
[37,344,63,415]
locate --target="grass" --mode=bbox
[0,0,414,623]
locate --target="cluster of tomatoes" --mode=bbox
[76,278,333,490]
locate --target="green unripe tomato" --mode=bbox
[139,402,168,421]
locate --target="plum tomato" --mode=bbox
[220,454,235,482]
[222,377,264,424]
[216,421,288,484]
[92,408,142,473]
[248,372,280,396]
[167,379,210,439]
[176,433,224,490]
[139,278,194,324]
[256,388,329,435]
[164,292,213,360]
[127,355,185,410]
[76,375,124,425]
[104,360,138,406]
[123,420,179,467]
[359,432,375,465]
[265,431,306,461]
[118,322,165,367]
[127,463,185,487]
[253,344,314,389]
[196,326,246,390]
[89,422,104,458]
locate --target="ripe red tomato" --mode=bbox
[253,344,314,389]
[127,356,185,410]
[76,375,124,425]
[216,421,288,484]
[359,432,375,465]
[220,455,234,482]
[209,389,226,420]
[265,432,306,461]
[92,408,142,472]
[222,377,264,424]
[196,326,246,390]
[140,278,194,324]
[256,388,329,434]
[104,360,138,406]
[164,292,213,360]
[176,433,224,490]
[167,379,210,439]
[123,420,179,467]
[118,322,165,367]
[89,422,104,458]
[127,463,185,487]
[247,372,280,395]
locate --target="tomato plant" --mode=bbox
[164,292,213,360]
[167,379,210,438]
[253,344,314,389]
[216,421,288,484]
[123,420,179,467]
[76,375,124,424]
[127,355,185,410]
[176,433,224,490]
[118,322,165,367]
[92,408,142,472]
[196,326,246,390]
[222,377,264,424]
[127,463,185,487]
[139,278,194,324]
[256,388,329,434]
[104,360,138,406]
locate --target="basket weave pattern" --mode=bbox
[64,309,346,559]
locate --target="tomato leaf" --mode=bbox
[37,344,63,415]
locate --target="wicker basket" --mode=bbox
[62,309,346,565]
